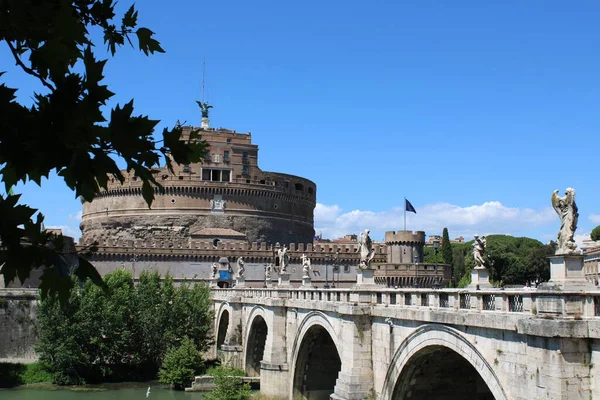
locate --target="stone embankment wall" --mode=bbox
[0,290,38,363]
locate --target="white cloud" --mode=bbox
[575,232,591,250]
[47,225,80,240]
[589,214,600,224]
[69,211,82,222]
[314,201,556,241]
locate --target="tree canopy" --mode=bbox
[441,228,453,266]
[591,226,600,241]
[0,0,207,301]
[453,234,554,287]
[37,270,212,385]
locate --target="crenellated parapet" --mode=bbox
[78,239,387,266]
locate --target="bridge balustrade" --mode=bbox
[211,287,600,319]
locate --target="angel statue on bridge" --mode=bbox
[358,229,375,269]
[301,254,311,278]
[472,235,486,269]
[551,188,579,255]
[236,257,245,278]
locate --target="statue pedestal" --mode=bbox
[541,255,594,290]
[355,268,377,288]
[264,278,272,288]
[301,275,312,287]
[278,273,291,287]
[209,278,218,288]
[235,276,246,288]
[469,267,492,289]
[201,117,210,129]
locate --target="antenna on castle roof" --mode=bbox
[202,57,206,102]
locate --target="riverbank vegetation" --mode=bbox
[0,362,53,387]
[422,233,554,287]
[36,270,212,386]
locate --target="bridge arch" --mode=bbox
[290,311,342,400]
[380,324,508,400]
[214,302,233,350]
[243,306,269,377]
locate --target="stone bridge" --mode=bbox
[212,286,600,400]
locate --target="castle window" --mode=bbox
[221,170,231,182]
[213,154,220,163]
[223,151,230,163]
[295,183,304,191]
[242,165,249,175]
[201,168,232,182]
[242,152,248,161]
[308,187,314,195]
[227,138,231,143]
[183,164,190,173]
[260,180,266,184]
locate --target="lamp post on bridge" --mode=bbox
[324,254,330,289]
[433,239,442,289]
[413,254,419,288]
[131,254,138,282]
[332,250,339,288]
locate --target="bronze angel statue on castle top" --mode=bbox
[196,101,213,118]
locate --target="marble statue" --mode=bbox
[551,188,579,255]
[265,264,272,280]
[358,229,375,269]
[196,101,213,118]
[301,253,311,278]
[211,262,219,279]
[472,235,486,269]
[278,245,289,273]
[236,257,245,278]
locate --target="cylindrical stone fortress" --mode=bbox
[384,230,426,264]
[80,126,316,244]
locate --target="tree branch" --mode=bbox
[6,41,55,91]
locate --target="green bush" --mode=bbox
[0,362,53,387]
[20,362,54,384]
[37,270,213,385]
[203,366,251,400]
[159,337,204,390]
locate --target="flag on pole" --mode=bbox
[405,199,417,214]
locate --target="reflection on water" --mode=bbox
[0,382,207,400]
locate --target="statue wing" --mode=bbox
[551,190,562,215]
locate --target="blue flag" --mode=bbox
[405,199,417,214]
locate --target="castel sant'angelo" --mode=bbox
[81,108,316,246]
[80,105,449,287]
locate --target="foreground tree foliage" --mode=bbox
[203,366,251,400]
[37,270,212,385]
[0,0,208,301]
[159,337,204,390]
[454,235,555,287]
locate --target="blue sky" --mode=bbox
[2,1,599,244]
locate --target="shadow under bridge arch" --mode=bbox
[381,324,508,400]
[291,312,342,400]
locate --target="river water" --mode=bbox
[0,383,207,400]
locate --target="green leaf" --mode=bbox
[136,27,165,55]
[75,257,108,291]
[141,180,155,207]
[122,4,138,29]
